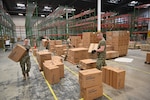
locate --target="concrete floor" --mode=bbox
[0,47,150,100]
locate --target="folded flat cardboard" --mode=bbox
[43,62,60,84]
[81,85,103,100]
[79,68,102,88]
[8,44,26,62]
[88,43,98,53]
[79,59,96,70]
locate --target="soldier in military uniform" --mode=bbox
[20,38,31,80]
[92,32,106,70]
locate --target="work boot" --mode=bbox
[23,73,26,80]
[26,72,29,78]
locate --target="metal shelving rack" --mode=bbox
[68,9,96,35]
[0,5,15,49]
[131,4,150,41]
[36,6,73,40]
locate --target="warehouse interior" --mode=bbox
[0,0,150,100]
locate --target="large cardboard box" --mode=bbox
[42,39,49,47]
[112,69,126,89]
[53,60,64,78]
[43,62,60,84]
[55,45,65,56]
[81,85,103,100]
[55,40,62,45]
[146,52,150,63]
[70,36,81,47]
[37,51,51,70]
[79,68,102,88]
[79,59,96,70]
[67,48,88,64]
[8,44,26,62]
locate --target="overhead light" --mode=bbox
[18,13,23,16]
[41,15,45,17]
[17,3,25,7]
[44,6,51,10]
[107,0,121,4]
[128,1,138,6]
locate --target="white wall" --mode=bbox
[12,15,26,40]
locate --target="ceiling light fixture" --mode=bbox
[128,1,138,6]
[107,0,121,4]
[41,15,45,17]
[17,3,25,7]
[18,13,23,16]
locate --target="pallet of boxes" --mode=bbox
[145,52,150,64]
[79,68,103,100]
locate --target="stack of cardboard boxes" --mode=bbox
[32,48,38,56]
[8,44,26,62]
[82,32,99,48]
[43,56,64,84]
[79,68,103,100]
[128,41,136,49]
[67,48,88,64]
[106,51,119,60]
[106,31,130,57]
[48,40,63,52]
[79,59,96,70]
[102,66,126,89]
[141,44,150,51]
[70,36,81,47]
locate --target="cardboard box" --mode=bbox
[43,62,60,84]
[81,85,103,100]
[33,48,38,56]
[67,48,88,64]
[55,40,62,45]
[112,69,126,89]
[37,51,51,70]
[146,52,150,63]
[52,56,63,62]
[79,59,96,70]
[42,39,49,47]
[8,44,26,62]
[79,68,102,88]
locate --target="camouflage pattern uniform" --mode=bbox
[20,45,31,76]
[96,38,107,70]
[64,38,71,61]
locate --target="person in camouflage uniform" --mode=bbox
[20,38,31,80]
[92,32,106,70]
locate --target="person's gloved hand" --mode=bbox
[26,48,29,52]
[91,50,96,54]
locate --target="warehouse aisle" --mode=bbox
[0,48,150,100]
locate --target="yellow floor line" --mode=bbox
[64,65,112,100]
[32,55,58,100]
[64,65,78,77]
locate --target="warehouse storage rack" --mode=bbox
[131,4,150,41]
[0,5,15,50]
[68,9,97,35]
[36,6,75,40]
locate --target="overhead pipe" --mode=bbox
[97,0,101,32]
